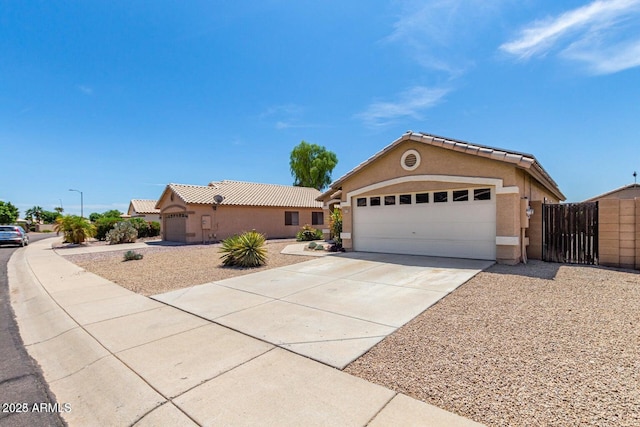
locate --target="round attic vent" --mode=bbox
[401,149,421,171]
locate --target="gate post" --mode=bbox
[598,199,620,267]
[528,200,543,260]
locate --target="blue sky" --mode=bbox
[2,0,639,217]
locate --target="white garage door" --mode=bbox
[352,188,496,260]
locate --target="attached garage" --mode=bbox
[164,212,187,242]
[318,132,566,265]
[353,187,496,260]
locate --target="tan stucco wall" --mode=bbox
[328,140,561,264]
[158,194,323,243]
[598,198,639,269]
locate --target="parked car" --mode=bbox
[0,225,29,247]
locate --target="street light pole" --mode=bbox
[69,189,83,218]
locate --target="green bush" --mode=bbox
[296,224,323,241]
[106,221,138,245]
[128,217,150,237]
[329,208,342,244]
[149,221,161,237]
[123,250,143,261]
[220,230,267,267]
[54,215,96,244]
[95,216,121,241]
[308,241,317,249]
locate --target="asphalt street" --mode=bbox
[0,233,65,427]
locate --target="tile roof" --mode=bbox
[324,131,565,201]
[129,199,160,214]
[161,180,323,208]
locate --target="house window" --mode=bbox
[474,188,491,200]
[399,194,412,205]
[285,211,299,226]
[312,211,324,225]
[453,190,469,202]
[370,197,381,206]
[357,198,367,207]
[416,193,429,204]
[434,191,448,203]
[384,195,396,205]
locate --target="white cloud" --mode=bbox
[77,85,93,95]
[356,86,449,127]
[385,0,506,76]
[501,0,640,74]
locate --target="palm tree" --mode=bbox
[54,215,96,244]
[25,206,44,224]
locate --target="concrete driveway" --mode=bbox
[153,252,492,368]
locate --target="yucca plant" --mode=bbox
[220,230,267,267]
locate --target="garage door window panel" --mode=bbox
[453,190,469,202]
[416,193,429,204]
[399,194,412,205]
[370,197,381,206]
[384,195,396,206]
[434,191,448,203]
[357,198,367,207]
[474,188,491,201]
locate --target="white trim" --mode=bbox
[340,232,352,239]
[322,229,330,234]
[344,175,512,206]
[496,236,519,246]
[323,198,342,209]
[401,149,421,171]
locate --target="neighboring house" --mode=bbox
[583,183,640,202]
[127,199,161,224]
[317,131,565,264]
[155,180,324,243]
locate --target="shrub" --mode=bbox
[128,217,150,237]
[106,221,138,245]
[148,221,161,237]
[296,224,323,241]
[329,208,343,244]
[308,241,317,249]
[220,230,267,267]
[54,215,96,244]
[95,216,121,241]
[123,250,143,261]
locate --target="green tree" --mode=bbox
[0,201,19,224]
[89,212,103,222]
[289,141,338,190]
[41,210,61,224]
[54,206,64,215]
[25,206,44,223]
[103,209,123,218]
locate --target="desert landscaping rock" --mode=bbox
[61,241,640,426]
[62,240,313,296]
[345,261,640,427]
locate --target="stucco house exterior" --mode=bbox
[127,199,161,224]
[583,183,640,202]
[317,131,565,265]
[155,180,324,243]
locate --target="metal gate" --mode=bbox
[542,202,598,264]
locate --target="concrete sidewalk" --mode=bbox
[9,238,484,426]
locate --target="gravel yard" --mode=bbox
[62,240,314,296]
[62,241,640,426]
[345,261,640,427]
